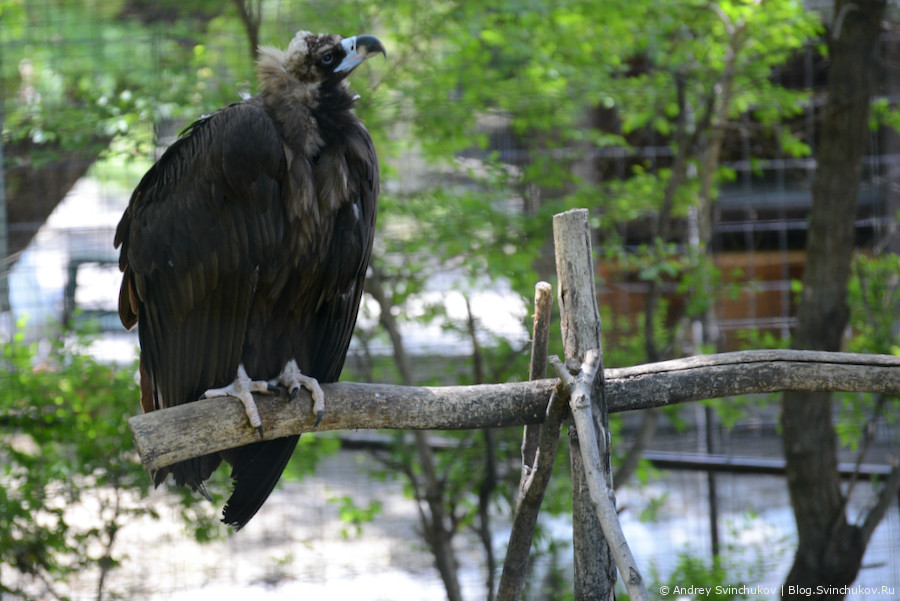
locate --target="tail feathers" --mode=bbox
[154,455,222,503]
[221,435,300,530]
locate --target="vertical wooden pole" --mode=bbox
[497,281,558,601]
[552,208,614,600]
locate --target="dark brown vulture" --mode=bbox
[114,31,384,529]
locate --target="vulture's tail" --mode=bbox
[222,435,300,530]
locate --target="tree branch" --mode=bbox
[551,352,648,601]
[521,281,554,482]
[553,208,613,600]
[497,281,557,601]
[859,462,900,546]
[128,349,900,473]
[367,263,463,601]
[232,0,261,59]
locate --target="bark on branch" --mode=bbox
[497,281,558,601]
[128,349,900,476]
[551,351,648,601]
[553,207,614,600]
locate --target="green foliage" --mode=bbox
[0,320,235,599]
[637,491,669,522]
[525,536,576,601]
[735,327,790,352]
[0,322,146,600]
[633,513,787,601]
[869,97,900,133]
[725,252,900,451]
[283,434,342,481]
[597,306,645,370]
[596,0,820,222]
[703,394,769,431]
[833,253,900,449]
[654,553,765,601]
[847,253,900,355]
[331,496,383,539]
[3,3,176,159]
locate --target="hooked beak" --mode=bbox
[335,35,386,74]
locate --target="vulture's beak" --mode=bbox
[335,35,386,73]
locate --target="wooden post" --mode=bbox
[552,208,615,600]
[497,281,563,601]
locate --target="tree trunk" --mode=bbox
[366,267,465,601]
[780,1,886,598]
[232,0,261,59]
[3,139,105,267]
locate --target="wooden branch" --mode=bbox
[497,281,558,601]
[552,208,613,600]
[553,211,603,362]
[497,388,567,601]
[552,352,648,601]
[128,349,900,473]
[521,281,554,479]
[604,349,900,410]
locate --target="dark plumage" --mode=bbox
[115,31,384,529]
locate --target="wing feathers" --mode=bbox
[118,102,289,491]
[117,92,379,526]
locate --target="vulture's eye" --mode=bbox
[321,52,335,66]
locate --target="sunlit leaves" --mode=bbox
[0,321,147,599]
[847,253,900,356]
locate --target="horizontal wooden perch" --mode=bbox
[129,349,900,472]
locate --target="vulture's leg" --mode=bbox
[201,364,270,437]
[270,359,325,426]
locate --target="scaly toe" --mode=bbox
[202,364,266,433]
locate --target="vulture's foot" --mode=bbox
[201,364,270,437]
[270,359,325,427]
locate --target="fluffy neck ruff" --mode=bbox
[255,45,326,157]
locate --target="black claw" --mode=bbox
[267,383,280,394]
[257,425,264,438]
[289,387,300,402]
[314,410,324,428]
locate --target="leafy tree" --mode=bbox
[330,0,834,597]
[781,2,900,596]
[0,321,226,600]
[0,0,221,270]
[835,251,900,454]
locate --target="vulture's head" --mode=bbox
[258,31,386,88]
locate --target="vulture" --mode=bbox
[115,31,384,529]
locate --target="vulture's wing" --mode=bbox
[115,102,288,489]
[308,124,379,380]
[222,122,379,529]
